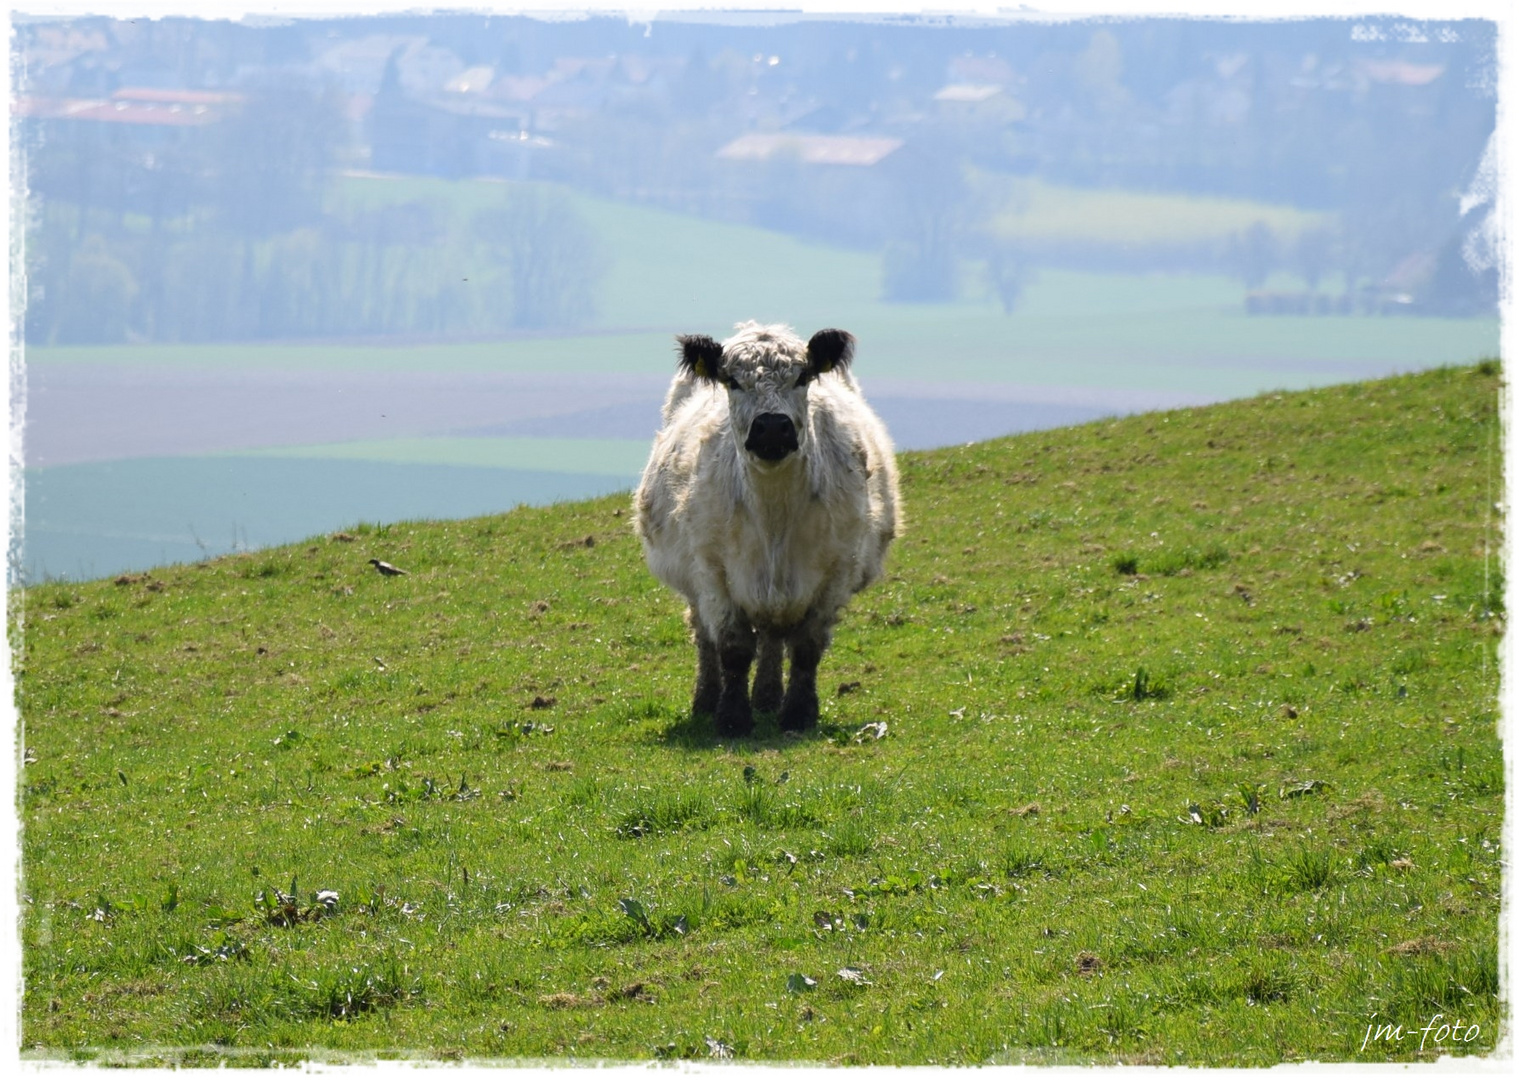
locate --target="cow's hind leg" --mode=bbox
[715,621,757,737]
[779,613,833,732]
[751,632,785,714]
[687,608,721,718]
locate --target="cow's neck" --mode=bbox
[739,453,812,523]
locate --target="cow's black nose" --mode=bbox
[745,412,799,461]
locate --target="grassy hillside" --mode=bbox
[12,362,1503,1065]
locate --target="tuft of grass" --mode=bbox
[1110,544,1227,578]
[1128,666,1169,701]
[1283,846,1337,892]
[302,957,420,1019]
[1237,957,1297,1004]
[1387,944,1500,1013]
[823,818,875,858]
[735,784,821,830]
[615,790,716,838]
[1147,543,1230,577]
[1000,838,1050,879]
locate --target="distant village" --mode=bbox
[14,14,1499,343]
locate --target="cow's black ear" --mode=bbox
[676,334,724,382]
[806,328,855,377]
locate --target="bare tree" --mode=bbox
[213,75,346,238]
[49,235,139,344]
[474,188,609,330]
[987,245,1033,314]
[1293,226,1338,293]
[1225,220,1279,291]
[880,137,969,303]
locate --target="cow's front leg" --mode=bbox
[715,620,757,738]
[779,612,833,732]
[687,608,721,718]
[751,632,785,714]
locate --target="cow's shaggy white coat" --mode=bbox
[634,321,900,735]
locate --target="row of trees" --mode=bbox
[1222,215,1497,314]
[27,76,344,242]
[24,190,608,345]
[1226,221,1368,294]
[880,215,1494,317]
[23,70,612,344]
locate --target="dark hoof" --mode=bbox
[778,690,819,732]
[715,695,754,737]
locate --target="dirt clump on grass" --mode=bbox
[1388,938,1455,956]
[539,992,601,1009]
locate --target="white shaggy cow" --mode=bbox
[634,322,901,736]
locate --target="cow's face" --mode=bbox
[678,323,855,466]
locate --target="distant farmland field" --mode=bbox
[20,457,640,583]
[25,269,1498,391]
[986,176,1331,249]
[329,173,1337,320]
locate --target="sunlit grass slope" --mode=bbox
[14,362,1502,1066]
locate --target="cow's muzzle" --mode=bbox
[745,412,799,461]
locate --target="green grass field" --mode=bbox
[986,176,1330,249]
[12,361,1503,1065]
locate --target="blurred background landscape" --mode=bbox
[11,10,1501,582]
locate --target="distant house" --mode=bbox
[932,83,1027,128]
[446,66,496,94]
[522,57,617,132]
[934,84,1004,105]
[365,47,649,178]
[370,88,518,178]
[1382,236,1495,317]
[16,86,243,128]
[369,46,531,178]
[1356,59,1444,87]
[314,34,432,95]
[947,54,1015,87]
[713,132,904,244]
[17,86,244,221]
[715,132,903,167]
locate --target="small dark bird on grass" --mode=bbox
[369,559,408,577]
